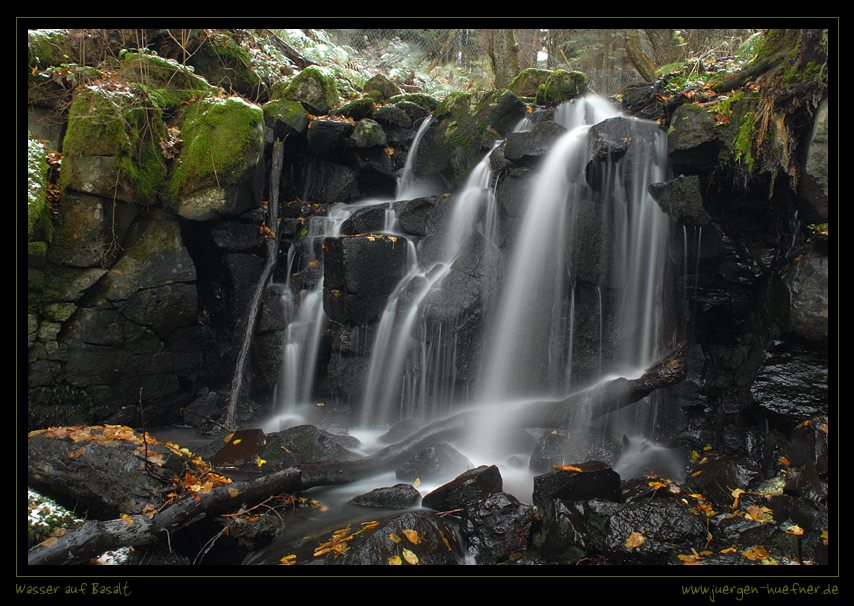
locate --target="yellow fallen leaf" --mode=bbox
[440,532,452,551]
[731,488,745,509]
[741,545,769,561]
[624,531,645,549]
[223,433,234,443]
[677,553,702,564]
[256,456,266,468]
[361,521,379,531]
[778,455,792,466]
[821,529,828,546]
[228,487,240,498]
[691,470,704,477]
[720,546,737,554]
[280,554,297,565]
[745,505,774,523]
[120,514,135,525]
[389,533,401,544]
[648,480,667,491]
[232,438,242,445]
[388,555,402,565]
[554,465,583,472]
[180,447,192,456]
[699,456,710,465]
[413,477,421,489]
[690,450,700,462]
[703,445,713,452]
[784,524,804,536]
[402,548,419,565]
[688,493,706,500]
[402,529,421,545]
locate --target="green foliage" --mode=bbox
[736,31,765,63]
[275,65,339,114]
[707,91,744,118]
[508,68,552,97]
[386,93,440,111]
[28,29,72,68]
[120,52,217,109]
[535,70,587,105]
[28,489,82,548]
[734,110,757,173]
[27,138,49,240]
[332,97,375,120]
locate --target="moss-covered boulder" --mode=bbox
[59,87,168,204]
[168,96,265,221]
[274,66,339,115]
[28,29,73,68]
[49,193,138,268]
[535,70,587,105]
[186,32,265,99]
[667,102,722,174]
[362,73,401,100]
[386,93,440,111]
[351,119,387,148]
[263,98,309,138]
[509,68,552,98]
[413,89,525,185]
[119,52,217,109]
[332,97,375,121]
[27,137,49,241]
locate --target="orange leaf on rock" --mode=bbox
[120,514,135,525]
[279,554,297,565]
[677,553,702,565]
[741,545,769,561]
[554,465,583,473]
[624,531,646,549]
[720,546,737,554]
[648,480,667,491]
[730,488,745,509]
[778,455,792,466]
[388,555,402,565]
[745,505,774,523]
[402,529,421,545]
[389,533,401,544]
[784,524,804,536]
[228,487,240,498]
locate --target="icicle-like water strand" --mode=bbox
[396,116,434,200]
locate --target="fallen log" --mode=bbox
[28,342,686,564]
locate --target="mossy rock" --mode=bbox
[273,66,339,115]
[350,119,387,148]
[508,68,552,98]
[59,87,168,204]
[363,89,385,102]
[386,93,440,111]
[186,33,265,99]
[362,74,401,100]
[120,52,218,109]
[332,98,375,120]
[415,89,524,185]
[28,29,73,68]
[535,70,588,105]
[263,98,309,136]
[28,265,107,309]
[27,137,49,241]
[168,96,264,220]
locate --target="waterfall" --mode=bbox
[396,116,434,200]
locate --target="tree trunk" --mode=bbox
[644,29,681,65]
[224,141,285,430]
[488,29,519,89]
[625,29,658,82]
[602,29,612,72]
[29,343,687,565]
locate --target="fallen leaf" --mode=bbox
[440,532,452,551]
[402,548,419,565]
[232,438,242,445]
[821,529,828,546]
[691,470,704,477]
[745,505,775,523]
[361,520,379,531]
[703,445,713,452]
[279,554,297,565]
[648,480,667,491]
[690,450,700,462]
[389,533,401,544]
[741,545,769,561]
[778,455,792,466]
[677,553,702,565]
[720,546,737,554]
[142,504,157,518]
[256,456,266,468]
[554,465,583,473]
[699,456,710,465]
[228,487,240,498]
[624,531,646,549]
[795,419,811,429]
[731,488,745,509]
[784,524,804,536]
[120,514,135,525]
[668,484,682,494]
[388,555,402,565]
[402,529,421,545]
[412,477,421,489]
[223,433,234,443]
[67,447,86,459]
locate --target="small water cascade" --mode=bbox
[396,116,434,201]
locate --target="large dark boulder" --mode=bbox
[503,120,566,166]
[785,246,828,342]
[648,175,713,225]
[667,103,721,174]
[750,340,828,423]
[301,160,360,204]
[307,119,354,158]
[340,206,388,235]
[323,511,460,565]
[350,484,421,509]
[462,492,534,565]
[363,74,401,101]
[261,425,360,471]
[684,455,760,513]
[396,195,448,238]
[797,100,828,223]
[209,220,266,254]
[394,443,472,483]
[323,233,408,324]
[421,465,503,511]
[532,461,622,509]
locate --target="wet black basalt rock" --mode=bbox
[503,120,566,166]
[350,484,421,509]
[261,425,360,471]
[421,465,503,512]
[395,442,472,483]
[532,461,622,509]
[462,492,534,564]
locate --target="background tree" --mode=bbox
[487,29,520,88]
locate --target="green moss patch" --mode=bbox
[120,52,217,109]
[333,97,375,120]
[27,138,48,240]
[535,70,587,106]
[186,33,264,98]
[386,93,440,111]
[273,66,339,115]
[28,29,72,68]
[263,97,309,134]
[508,68,552,98]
